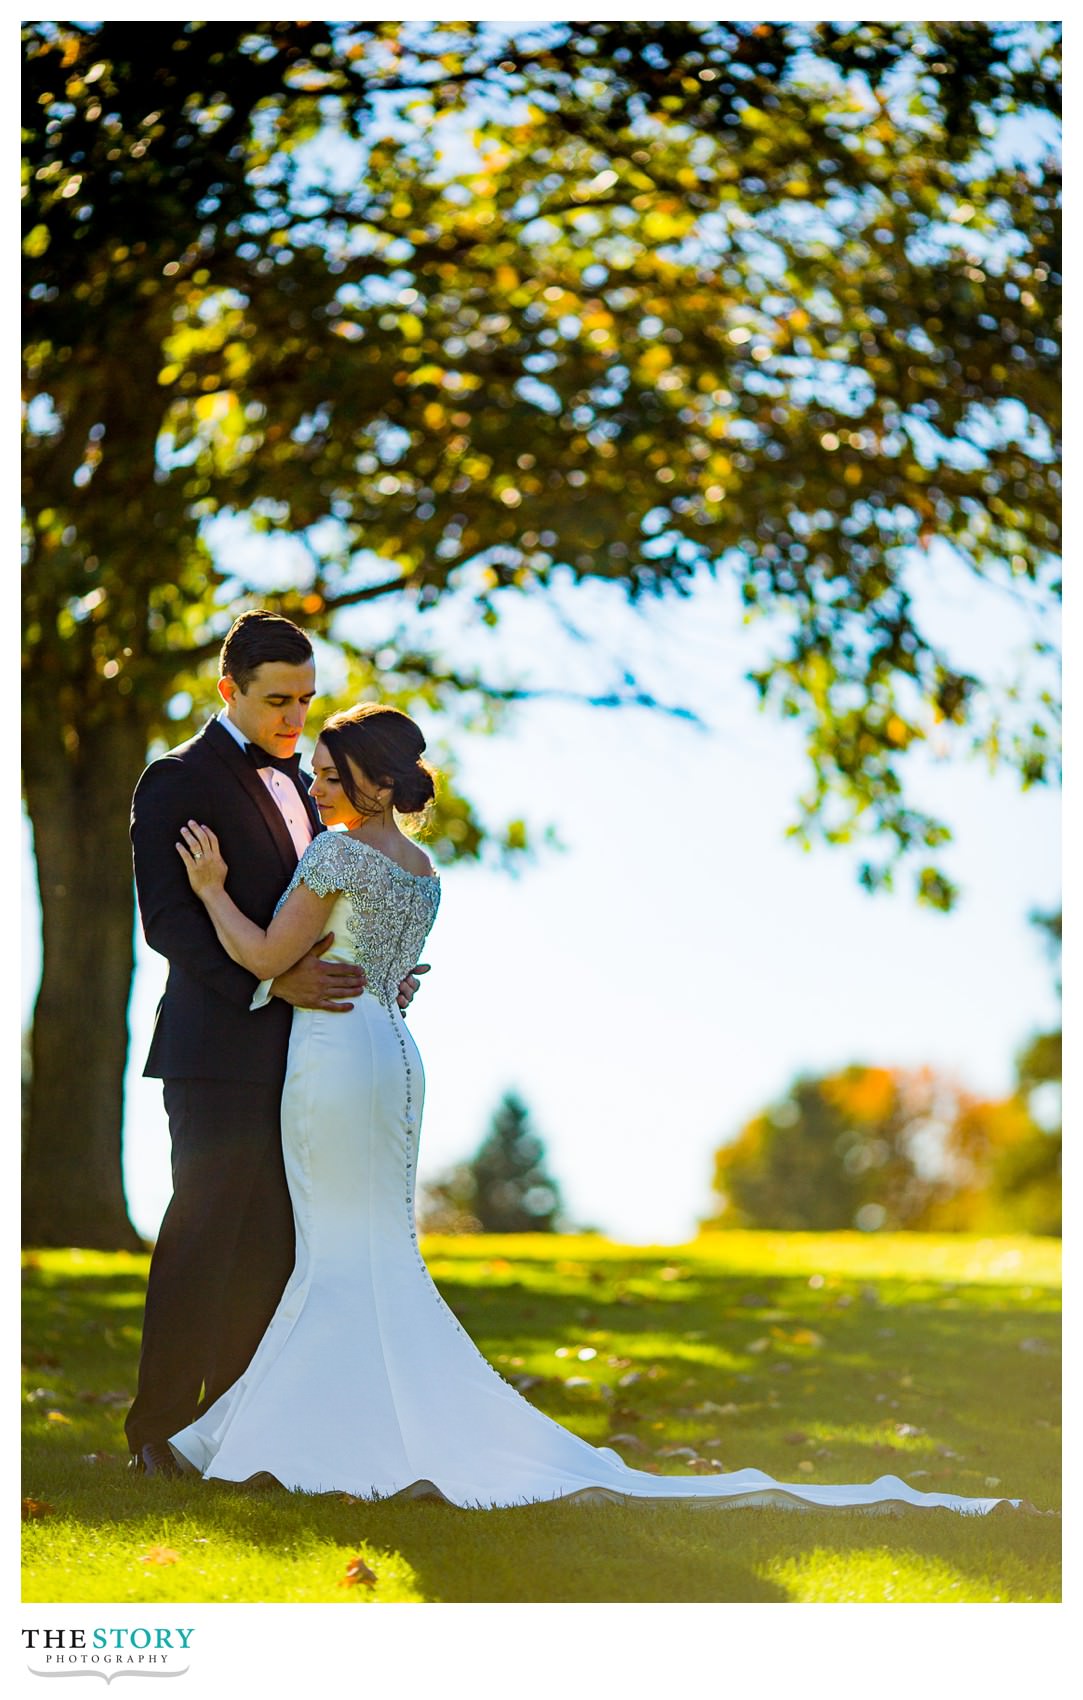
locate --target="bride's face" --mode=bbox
[310,738,389,827]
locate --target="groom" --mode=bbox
[125,610,422,1476]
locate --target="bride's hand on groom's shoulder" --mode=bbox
[176,821,227,896]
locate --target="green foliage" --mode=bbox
[23,19,1061,898]
[22,1238,1060,1602]
[420,1090,567,1233]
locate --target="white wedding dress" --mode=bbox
[170,832,1023,1515]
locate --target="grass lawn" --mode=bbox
[22,1232,1060,1603]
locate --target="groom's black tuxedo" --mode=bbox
[126,716,323,1454]
[134,716,321,1082]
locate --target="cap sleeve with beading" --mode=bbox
[274,830,349,914]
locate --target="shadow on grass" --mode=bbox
[22,1247,1061,1602]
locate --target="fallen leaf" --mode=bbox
[607,1432,648,1454]
[22,1499,55,1520]
[797,1461,816,1473]
[617,1371,642,1388]
[657,1445,699,1460]
[789,1329,824,1348]
[340,1556,377,1588]
[140,1546,179,1566]
[46,1411,72,1425]
[784,1431,808,1445]
[746,1338,770,1354]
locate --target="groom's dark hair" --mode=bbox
[219,610,313,693]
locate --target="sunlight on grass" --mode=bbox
[23,1234,1060,1603]
[761,1546,994,1603]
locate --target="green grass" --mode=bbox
[22,1232,1060,1603]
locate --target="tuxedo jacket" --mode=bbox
[131,717,323,1084]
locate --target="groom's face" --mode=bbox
[219,660,317,757]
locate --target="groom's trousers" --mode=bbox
[125,1077,296,1453]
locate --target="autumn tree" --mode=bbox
[932,908,1061,1234]
[702,1038,1060,1236]
[419,1092,565,1235]
[701,1065,973,1232]
[22,21,1060,1244]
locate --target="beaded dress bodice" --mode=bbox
[276,830,440,1007]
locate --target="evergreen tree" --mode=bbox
[422,1092,565,1234]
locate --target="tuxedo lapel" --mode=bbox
[296,770,324,838]
[201,718,303,878]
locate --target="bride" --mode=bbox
[170,701,1023,1515]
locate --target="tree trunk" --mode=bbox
[23,710,148,1249]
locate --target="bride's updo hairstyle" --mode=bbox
[319,703,436,820]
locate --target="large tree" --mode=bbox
[22,21,1060,1245]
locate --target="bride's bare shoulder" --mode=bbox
[400,840,437,879]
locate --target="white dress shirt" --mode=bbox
[216,710,315,1009]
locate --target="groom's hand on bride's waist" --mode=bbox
[397,963,430,1012]
[270,934,366,1012]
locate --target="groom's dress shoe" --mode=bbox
[129,1441,183,1480]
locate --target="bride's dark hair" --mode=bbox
[319,703,436,819]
